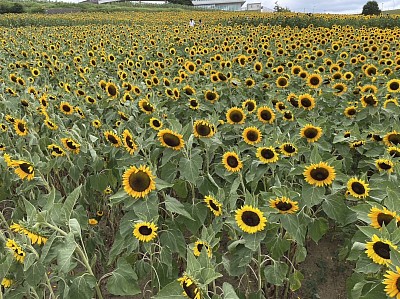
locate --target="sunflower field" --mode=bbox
[0,9,400,299]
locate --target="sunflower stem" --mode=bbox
[36,169,51,193]
[0,211,10,230]
[45,272,56,299]
[258,245,262,295]
[239,173,246,195]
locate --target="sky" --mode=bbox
[53,0,400,14]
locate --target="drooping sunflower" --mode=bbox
[193,240,212,257]
[226,107,246,125]
[280,143,298,157]
[242,127,262,145]
[298,94,316,110]
[269,197,299,214]
[387,146,400,158]
[384,131,400,147]
[368,207,397,229]
[61,138,80,154]
[332,83,347,95]
[256,146,279,163]
[235,205,267,234]
[350,140,365,149]
[365,234,396,266]
[138,99,155,114]
[242,99,257,113]
[303,162,336,187]
[122,165,156,198]
[14,119,28,136]
[300,124,323,143]
[8,158,35,181]
[158,129,185,150]
[47,144,66,157]
[59,101,74,115]
[344,106,357,118]
[257,106,275,124]
[133,221,158,242]
[122,129,137,155]
[193,120,216,138]
[361,94,378,107]
[222,151,242,172]
[347,177,370,199]
[1,278,12,288]
[178,274,201,299]
[306,73,322,89]
[287,93,299,107]
[375,159,394,173]
[204,195,222,216]
[10,223,47,245]
[383,266,400,298]
[149,117,163,131]
[387,79,400,93]
[105,82,118,98]
[104,131,122,147]
[5,238,25,263]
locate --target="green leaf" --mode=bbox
[0,254,13,281]
[322,194,357,226]
[280,215,307,245]
[69,274,96,299]
[165,195,194,220]
[25,262,45,286]
[62,185,82,223]
[109,189,129,205]
[265,234,291,259]
[222,282,240,299]
[106,258,141,296]
[23,253,36,272]
[200,268,223,285]
[289,270,304,291]
[173,180,188,199]
[179,155,202,185]
[23,198,37,221]
[187,250,202,275]
[264,261,289,286]
[39,233,56,264]
[156,177,174,190]
[310,144,321,163]
[69,218,82,238]
[153,280,186,298]
[243,230,267,251]
[385,188,400,211]
[308,217,329,243]
[390,248,400,268]
[57,233,77,273]
[301,183,325,207]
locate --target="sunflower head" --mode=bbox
[384,131,400,147]
[242,127,262,145]
[368,207,397,229]
[279,143,298,157]
[178,274,201,299]
[193,240,212,257]
[257,106,275,124]
[133,221,158,242]
[226,107,246,125]
[204,195,222,216]
[242,99,257,113]
[270,197,299,214]
[235,205,267,234]
[193,120,216,138]
[303,162,336,187]
[375,159,394,173]
[222,151,242,172]
[346,177,370,199]
[149,117,163,131]
[365,234,396,266]
[122,165,156,198]
[158,129,185,150]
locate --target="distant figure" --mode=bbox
[198,19,202,26]
[189,19,195,27]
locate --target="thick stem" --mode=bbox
[45,272,56,299]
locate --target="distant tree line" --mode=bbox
[0,2,24,13]
[168,0,193,6]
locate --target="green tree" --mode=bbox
[168,0,193,5]
[274,1,291,12]
[362,0,381,15]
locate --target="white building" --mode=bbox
[192,0,246,11]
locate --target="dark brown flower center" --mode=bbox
[260,109,272,121]
[246,130,259,142]
[183,281,198,299]
[143,102,154,112]
[209,200,219,211]
[196,124,211,136]
[389,149,400,158]
[152,120,161,127]
[378,162,392,170]
[62,105,71,112]
[162,133,181,147]
[229,110,244,123]
[283,144,296,153]
[227,156,239,168]
[17,123,26,132]
[377,213,394,227]
[278,78,287,86]
[309,76,320,86]
[347,108,356,115]
[129,171,151,192]
[373,241,390,259]
[351,182,366,195]
[206,92,216,101]
[363,95,377,106]
[138,225,152,235]
[190,100,198,107]
[245,102,255,111]
[310,167,329,181]
[66,140,77,150]
[388,134,400,145]
[304,128,318,139]
[300,98,311,107]
[107,134,118,144]
[242,211,260,227]
[19,163,33,174]
[261,148,274,159]
[389,81,399,91]
[276,201,293,211]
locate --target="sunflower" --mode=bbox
[122,129,137,155]
[256,146,279,163]
[92,119,102,128]
[60,101,74,115]
[8,158,35,181]
[104,131,122,147]
[188,98,199,110]
[384,98,400,108]
[178,274,201,299]
[298,94,316,110]
[1,278,12,288]
[276,76,289,88]
[226,107,246,125]
[347,177,370,199]
[44,118,58,130]
[235,205,267,234]
[303,162,336,187]
[133,221,158,242]
[61,138,80,154]
[368,207,397,229]
[193,120,216,138]
[14,119,28,136]
[193,240,212,257]
[204,195,222,216]
[375,159,394,173]
[5,239,25,263]
[361,94,378,107]
[138,99,155,114]
[105,82,118,98]
[10,223,47,245]
[48,144,66,157]
[280,143,297,157]
[242,127,262,145]
[350,140,365,149]
[365,234,396,266]
[383,266,400,298]
[0,123,7,132]
[257,106,275,124]
[344,106,357,118]
[388,146,400,158]
[5,115,15,124]
[275,101,287,113]
[384,131,400,147]
[282,110,294,121]
[387,79,400,93]
[306,73,322,89]
[269,197,299,214]
[300,124,323,143]
[88,218,98,225]
[332,83,347,95]
[158,129,185,150]
[122,165,156,198]
[242,99,257,113]
[149,117,163,131]
[204,89,219,103]
[222,151,242,172]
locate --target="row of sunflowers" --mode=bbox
[0,10,400,299]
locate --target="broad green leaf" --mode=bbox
[23,198,36,221]
[62,185,82,223]
[155,177,174,191]
[0,254,13,281]
[310,144,321,163]
[322,194,357,226]
[222,282,240,299]
[308,217,329,243]
[200,268,222,285]
[280,215,307,245]
[179,155,203,185]
[106,258,141,296]
[165,195,194,220]
[265,234,291,259]
[153,280,186,299]
[289,270,304,291]
[69,274,96,299]
[23,253,36,272]
[301,183,325,207]
[264,261,289,286]
[385,188,400,211]
[25,262,45,286]
[109,189,129,205]
[187,250,202,275]
[57,233,77,273]
[243,230,267,251]
[39,233,56,264]
[69,218,82,238]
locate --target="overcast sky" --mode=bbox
[55,0,400,14]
